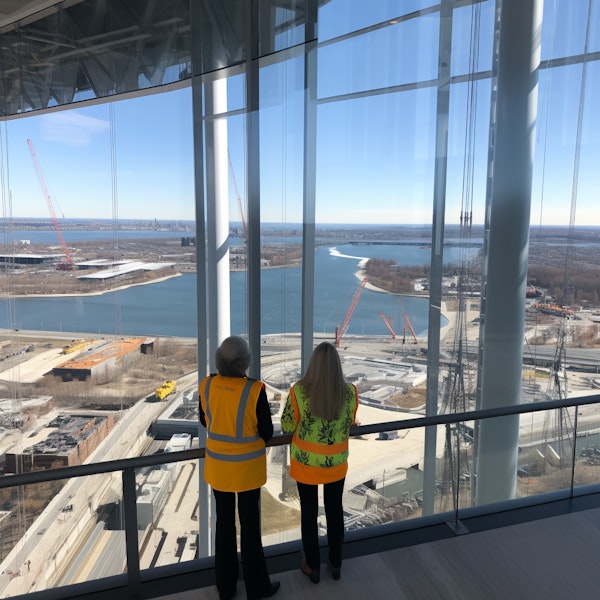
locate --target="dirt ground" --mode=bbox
[261,488,300,535]
[0,333,198,409]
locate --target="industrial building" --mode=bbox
[150,393,198,440]
[4,413,115,473]
[76,261,176,280]
[52,338,152,382]
[134,434,193,529]
[135,469,171,531]
[0,253,63,266]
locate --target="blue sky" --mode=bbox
[3,89,194,223]
[1,0,599,226]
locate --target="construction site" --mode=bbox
[0,141,190,297]
[0,332,185,479]
[2,304,600,586]
[2,140,600,564]
[51,338,153,382]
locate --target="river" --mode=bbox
[1,229,474,338]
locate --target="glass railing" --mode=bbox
[1,393,600,599]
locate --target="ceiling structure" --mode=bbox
[0,0,192,117]
[0,0,66,31]
[0,0,321,118]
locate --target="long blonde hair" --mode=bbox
[297,342,347,420]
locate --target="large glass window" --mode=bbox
[1,86,196,593]
[1,0,600,595]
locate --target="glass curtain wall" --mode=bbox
[525,0,600,503]
[193,0,600,543]
[1,0,600,594]
[0,2,196,590]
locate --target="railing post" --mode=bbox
[570,406,580,499]
[122,467,141,599]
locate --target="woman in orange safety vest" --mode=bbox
[199,336,280,600]
[281,342,359,584]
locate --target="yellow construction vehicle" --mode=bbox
[155,380,176,400]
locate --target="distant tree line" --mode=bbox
[365,257,600,308]
[364,259,430,294]
[527,264,600,307]
[267,246,303,267]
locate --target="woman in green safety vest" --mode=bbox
[281,341,359,584]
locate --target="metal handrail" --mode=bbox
[2,390,600,600]
[3,391,599,490]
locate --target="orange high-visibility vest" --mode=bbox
[199,374,266,492]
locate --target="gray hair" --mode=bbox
[215,336,251,377]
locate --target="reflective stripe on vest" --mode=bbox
[204,376,263,458]
[291,434,348,456]
[206,447,266,462]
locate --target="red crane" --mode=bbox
[403,313,418,344]
[335,278,367,347]
[378,312,396,339]
[27,139,74,270]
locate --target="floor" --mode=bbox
[157,503,600,600]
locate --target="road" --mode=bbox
[0,371,199,597]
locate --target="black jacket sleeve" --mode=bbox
[199,401,207,428]
[256,386,274,442]
[198,378,211,428]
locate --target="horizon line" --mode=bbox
[1,217,599,229]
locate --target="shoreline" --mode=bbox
[1,260,302,299]
[353,262,451,339]
[0,272,182,299]
[354,260,429,300]
[1,264,451,343]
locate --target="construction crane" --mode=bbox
[27,138,74,270]
[335,278,367,347]
[378,312,396,339]
[403,313,418,344]
[228,149,247,243]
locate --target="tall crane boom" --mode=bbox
[403,313,418,344]
[378,312,396,338]
[335,278,367,347]
[27,139,73,270]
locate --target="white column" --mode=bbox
[301,3,318,373]
[475,0,543,505]
[205,76,231,355]
[422,0,453,517]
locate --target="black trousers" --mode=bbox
[213,488,272,600]
[296,478,345,571]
